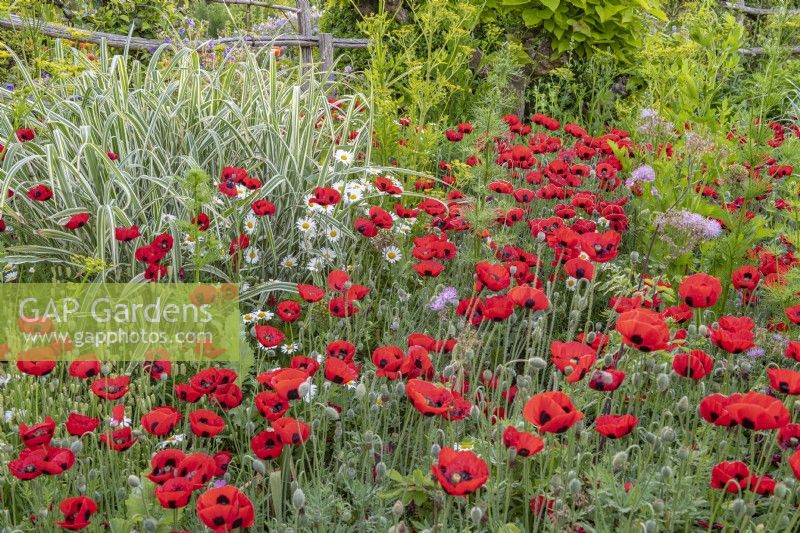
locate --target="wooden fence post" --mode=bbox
[296,0,313,70]
[319,32,333,74]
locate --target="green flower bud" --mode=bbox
[292,488,305,510]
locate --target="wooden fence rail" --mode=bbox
[0,0,367,71]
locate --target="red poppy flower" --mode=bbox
[406,379,454,417]
[502,426,545,457]
[64,213,90,230]
[588,368,625,391]
[147,449,186,484]
[550,341,596,383]
[710,461,751,493]
[564,257,595,280]
[475,262,511,292]
[107,150,119,160]
[272,417,311,445]
[768,368,800,395]
[297,283,325,303]
[56,496,97,531]
[412,260,445,277]
[100,427,138,451]
[262,368,308,400]
[65,413,100,437]
[329,297,358,317]
[786,304,800,324]
[68,359,101,379]
[749,474,776,495]
[679,273,722,308]
[196,486,255,533]
[251,429,284,460]
[189,409,225,438]
[699,393,742,427]
[213,384,243,410]
[663,303,693,323]
[19,416,56,448]
[725,391,790,430]
[523,391,584,434]
[114,224,141,242]
[192,212,210,231]
[290,355,320,375]
[786,341,800,362]
[399,345,434,379]
[27,184,53,201]
[155,477,195,509]
[672,350,714,380]
[431,448,489,496]
[175,453,216,489]
[595,414,638,439]
[372,346,405,379]
[327,340,356,361]
[90,376,130,400]
[709,319,755,354]
[141,406,182,436]
[254,390,290,421]
[254,325,285,348]
[17,359,57,376]
[276,300,302,322]
[789,449,800,480]
[615,308,670,352]
[251,199,276,216]
[324,356,360,384]
[8,447,47,480]
[732,265,760,290]
[16,128,35,141]
[580,231,620,262]
[778,424,800,450]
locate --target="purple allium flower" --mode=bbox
[430,287,458,311]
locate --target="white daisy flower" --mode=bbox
[281,342,300,355]
[243,213,258,235]
[235,184,249,199]
[158,434,185,449]
[242,312,256,324]
[565,276,578,291]
[334,149,353,165]
[306,257,325,272]
[281,255,298,269]
[301,377,318,402]
[324,226,342,243]
[296,217,316,235]
[343,188,363,205]
[244,247,260,264]
[319,247,337,262]
[254,310,275,321]
[383,246,402,263]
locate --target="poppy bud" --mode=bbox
[245,421,256,434]
[335,423,343,439]
[392,500,405,518]
[355,383,366,399]
[116,488,127,500]
[698,325,708,336]
[731,498,746,516]
[536,231,546,241]
[643,431,656,444]
[470,406,481,418]
[630,251,640,262]
[430,443,440,457]
[660,466,672,479]
[644,519,658,533]
[394,382,405,395]
[656,373,670,391]
[442,365,455,378]
[143,517,158,532]
[612,451,628,470]
[325,406,340,420]
[88,469,98,480]
[677,447,690,461]
[346,408,355,419]
[632,373,643,386]
[775,483,789,498]
[292,488,305,509]
[311,419,321,431]
[70,440,83,453]
[567,478,582,494]
[470,506,483,525]
[388,523,408,533]
[507,446,517,461]
[676,396,689,411]
[252,459,266,474]
[364,431,374,443]
[101,362,112,375]
[376,461,387,477]
[77,482,87,493]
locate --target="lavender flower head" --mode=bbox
[746,347,765,359]
[430,287,458,311]
[625,165,656,187]
[656,209,722,241]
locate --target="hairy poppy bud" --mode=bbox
[470,506,483,525]
[116,488,127,500]
[392,500,405,517]
[731,498,746,516]
[567,478,582,494]
[644,519,658,533]
[430,443,440,457]
[775,484,789,498]
[253,459,267,474]
[678,447,690,461]
[660,466,672,479]
[630,251,640,262]
[142,517,158,532]
[355,383,367,399]
[677,396,689,411]
[245,421,256,434]
[656,373,670,391]
[376,461,387,477]
[70,439,84,454]
[324,406,340,420]
[612,451,628,470]
[292,488,305,509]
[127,475,140,488]
[698,325,708,336]
[528,356,547,370]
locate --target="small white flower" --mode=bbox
[244,247,260,264]
[243,213,259,235]
[324,226,342,243]
[158,434,185,449]
[306,257,325,272]
[383,246,402,263]
[296,217,316,235]
[108,415,132,428]
[565,276,578,291]
[578,251,590,261]
[242,312,256,324]
[334,149,353,165]
[235,184,249,199]
[597,217,609,227]
[319,247,337,262]
[281,255,298,269]
[254,310,275,321]
[0,374,12,388]
[281,342,300,355]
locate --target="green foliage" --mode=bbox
[485,0,667,60]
